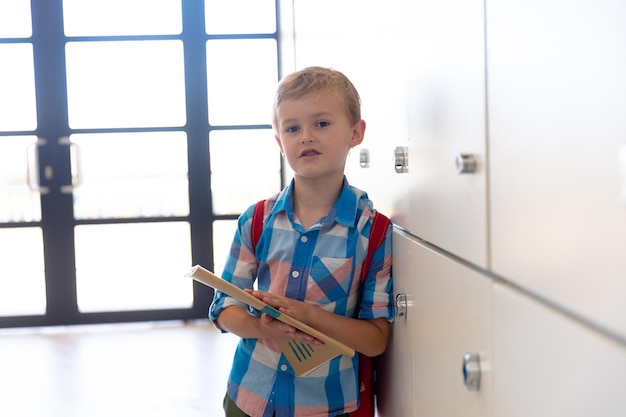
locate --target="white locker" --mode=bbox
[493,283,626,417]
[286,1,626,416]
[405,0,488,267]
[411,236,492,417]
[487,0,626,340]
[378,230,493,417]
[377,229,415,417]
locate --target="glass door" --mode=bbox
[0,0,282,328]
[0,1,46,320]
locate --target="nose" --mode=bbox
[300,127,314,143]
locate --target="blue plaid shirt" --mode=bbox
[209,177,394,417]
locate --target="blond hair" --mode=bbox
[272,66,362,130]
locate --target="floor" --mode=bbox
[0,320,239,417]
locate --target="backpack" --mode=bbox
[250,199,390,417]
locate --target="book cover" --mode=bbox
[186,265,355,376]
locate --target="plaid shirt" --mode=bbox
[209,178,394,417]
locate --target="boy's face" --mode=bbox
[274,91,365,183]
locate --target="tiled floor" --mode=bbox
[0,320,239,417]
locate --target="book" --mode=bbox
[186,264,355,376]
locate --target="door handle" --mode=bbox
[26,138,50,195]
[58,137,83,194]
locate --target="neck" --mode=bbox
[292,175,344,229]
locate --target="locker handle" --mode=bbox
[394,146,408,173]
[455,153,478,174]
[395,293,408,320]
[462,352,481,391]
[359,148,370,168]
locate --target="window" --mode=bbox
[0,0,282,326]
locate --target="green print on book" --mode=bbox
[287,340,315,363]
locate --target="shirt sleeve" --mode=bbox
[209,203,259,331]
[358,222,395,322]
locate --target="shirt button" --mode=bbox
[300,235,308,243]
[291,270,300,279]
[280,364,288,372]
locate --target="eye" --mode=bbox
[316,121,331,128]
[285,126,299,133]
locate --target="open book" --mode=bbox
[186,265,355,376]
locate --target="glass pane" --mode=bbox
[210,129,281,214]
[0,227,46,316]
[205,0,276,34]
[0,44,37,131]
[71,132,189,219]
[0,0,32,38]
[212,220,237,276]
[63,0,182,36]
[75,222,193,312]
[66,40,186,129]
[0,136,41,222]
[206,39,278,126]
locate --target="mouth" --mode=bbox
[299,149,321,158]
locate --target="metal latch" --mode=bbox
[394,146,408,173]
[462,352,481,391]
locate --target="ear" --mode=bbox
[350,119,366,147]
[275,134,285,156]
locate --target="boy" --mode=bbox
[209,66,393,417]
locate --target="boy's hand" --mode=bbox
[246,289,323,345]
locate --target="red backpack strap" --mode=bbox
[253,202,389,278]
[355,211,391,417]
[360,211,391,284]
[251,199,266,250]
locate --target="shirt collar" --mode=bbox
[270,176,361,228]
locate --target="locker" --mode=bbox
[378,230,492,417]
[493,283,626,416]
[487,0,626,339]
[284,1,626,415]
[405,0,488,267]
[377,229,416,417]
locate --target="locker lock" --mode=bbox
[394,146,409,173]
[455,153,477,174]
[360,148,370,168]
[462,352,481,391]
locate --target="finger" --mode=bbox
[261,313,275,324]
[246,289,267,301]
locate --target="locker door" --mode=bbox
[405,0,488,267]
[377,229,416,417]
[412,238,492,417]
[487,0,626,340]
[493,284,626,416]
